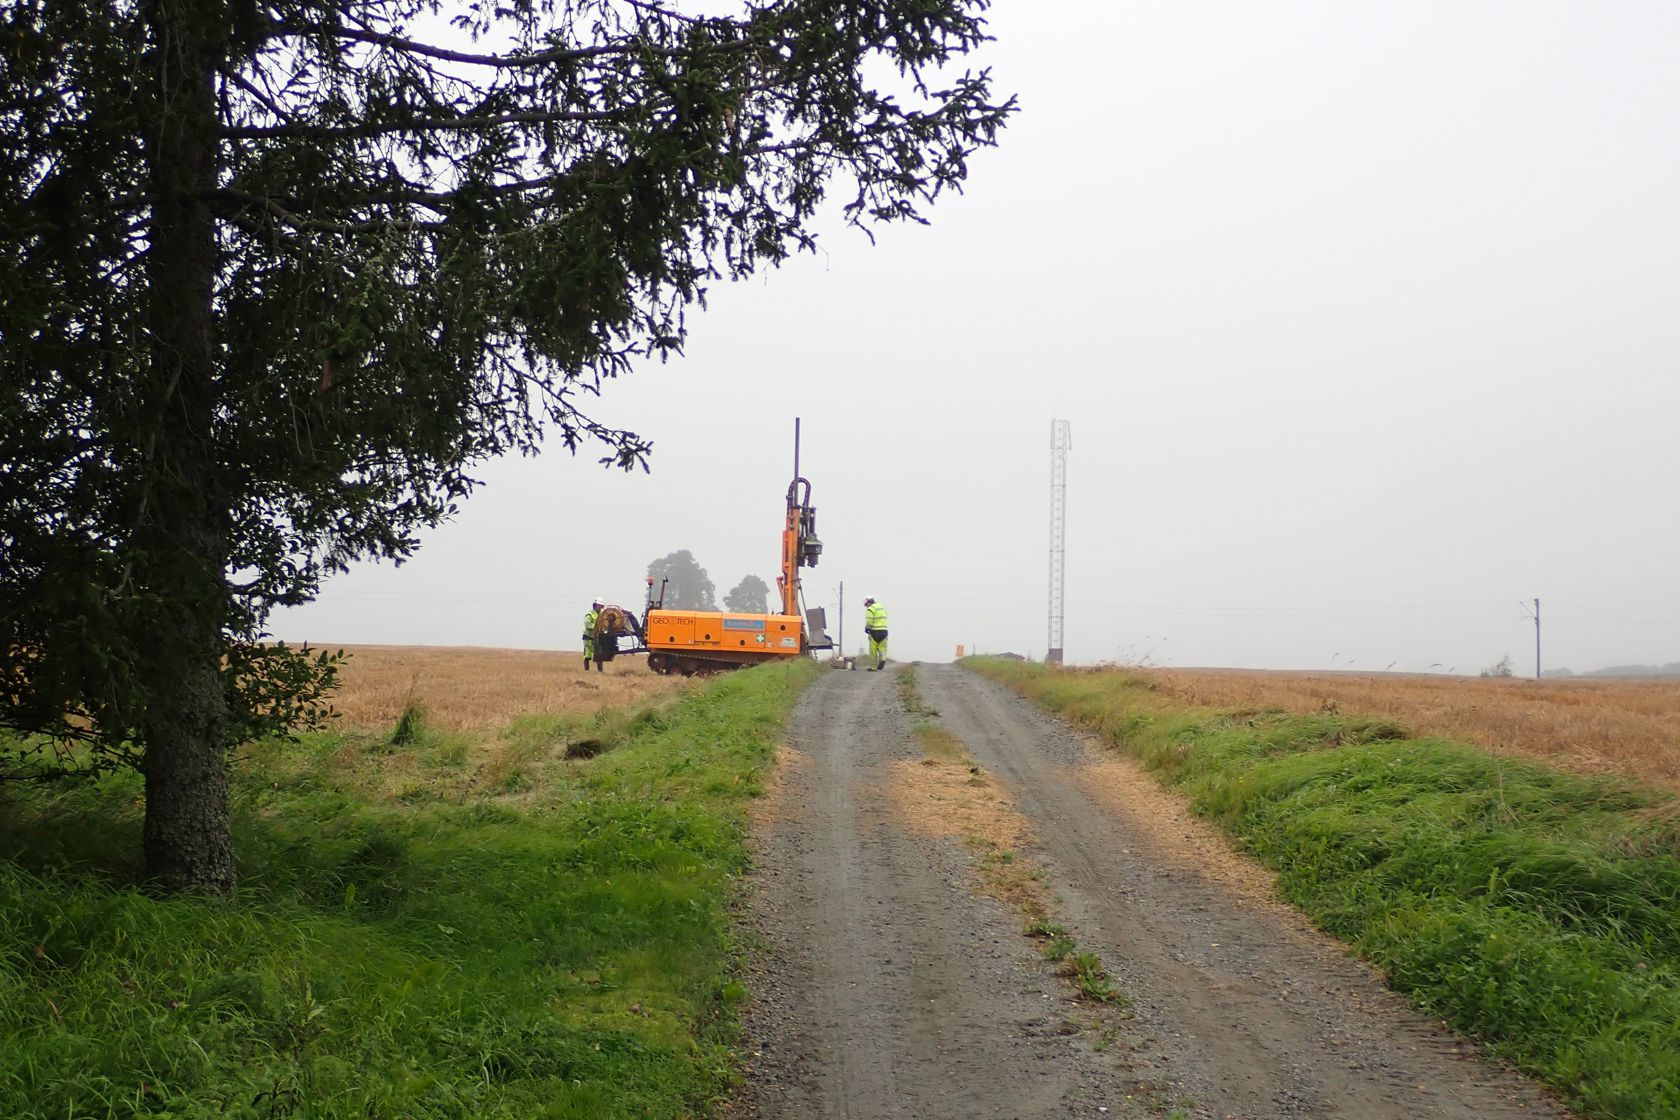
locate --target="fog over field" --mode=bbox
[274,1,1680,674]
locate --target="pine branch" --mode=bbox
[267,21,733,69]
[221,105,631,141]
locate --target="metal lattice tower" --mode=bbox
[1047,419,1071,664]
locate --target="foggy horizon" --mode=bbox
[273,1,1680,677]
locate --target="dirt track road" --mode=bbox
[733,663,1571,1120]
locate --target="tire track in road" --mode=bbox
[915,662,1571,1120]
[735,667,1138,1119]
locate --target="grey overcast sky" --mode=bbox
[273,1,1680,674]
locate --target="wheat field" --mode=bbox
[1138,668,1680,787]
[320,647,1680,787]
[320,645,686,732]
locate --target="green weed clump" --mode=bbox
[1025,921,1126,1006]
[967,657,1680,1120]
[895,664,937,717]
[0,658,820,1120]
[388,697,427,746]
[899,666,963,765]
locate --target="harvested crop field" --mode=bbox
[1138,668,1680,787]
[321,644,686,731]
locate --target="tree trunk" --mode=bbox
[141,634,234,895]
[139,0,234,895]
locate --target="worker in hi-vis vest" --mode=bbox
[862,597,888,670]
[582,599,602,671]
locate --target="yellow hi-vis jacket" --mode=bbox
[583,609,599,640]
[864,602,888,632]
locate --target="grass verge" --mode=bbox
[966,657,1680,1120]
[0,658,819,1120]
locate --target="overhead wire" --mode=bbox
[300,588,1680,627]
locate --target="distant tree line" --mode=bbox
[1543,662,1680,679]
[645,551,770,615]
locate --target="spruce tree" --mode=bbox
[0,0,1010,893]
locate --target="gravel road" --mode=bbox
[731,664,1572,1120]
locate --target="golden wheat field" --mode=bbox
[1139,668,1680,787]
[322,645,687,732]
[319,648,1680,787]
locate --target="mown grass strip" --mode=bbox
[966,657,1680,1120]
[0,658,819,1120]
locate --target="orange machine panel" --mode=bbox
[644,610,804,656]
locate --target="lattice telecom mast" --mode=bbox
[1047,419,1071,665]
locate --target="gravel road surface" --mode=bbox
[732,664,1571,1120]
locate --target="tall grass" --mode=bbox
[0,658,819,1119]
[969,658,1680,1120]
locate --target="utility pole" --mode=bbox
[837,581,844,662]
[1521,598,1541,678]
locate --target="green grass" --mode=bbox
[894,663,936,717]
[899,665,964,762]
[967,657,1680,1120]
[0,658,819,1120]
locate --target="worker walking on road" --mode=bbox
[582,599,602,671]
[863,596,888,671]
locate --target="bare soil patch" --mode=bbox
[1071,748,1288,913]
[884,754,1053,921]
[749,745,807,826]
[884,757,1028,855]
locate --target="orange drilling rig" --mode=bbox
[597,421,833,676]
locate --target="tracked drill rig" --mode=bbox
[636,421,833,676]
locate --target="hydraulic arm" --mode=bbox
[640,421,832,675]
